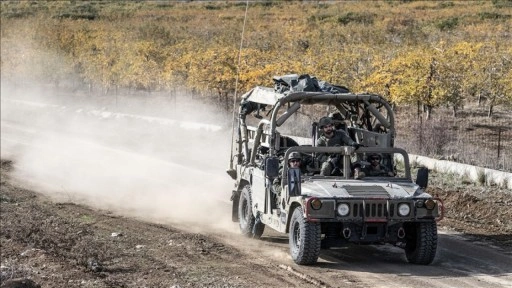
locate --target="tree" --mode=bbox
[362,47,440,119]
[473,43,512,117]
[432,42,483,117]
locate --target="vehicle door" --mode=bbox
[251,167,266,214]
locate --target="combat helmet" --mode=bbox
[318,116,333,129]
[288,151,302,161]
[368,153,382,161]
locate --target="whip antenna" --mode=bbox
[228,0,249,174]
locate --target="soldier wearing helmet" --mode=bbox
[272,151,303,197]
[316,116,361,176]
[317,117,357,147]
[287,151,302,169]
[363,153,394,177]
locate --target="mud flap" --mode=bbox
[231,190,239,222]
[253,214,262,235]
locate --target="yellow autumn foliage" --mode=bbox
[1,0,510,114]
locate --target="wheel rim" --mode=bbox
[292,222,301,249]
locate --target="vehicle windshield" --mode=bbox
[278,147,411,181]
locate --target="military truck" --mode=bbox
[227,74,443,265]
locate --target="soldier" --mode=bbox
[363,153,394,177]
[273,151,302,196]
[316,117,361,176]
[287,152,302,169]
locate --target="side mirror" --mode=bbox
[226,168,237,180]
[265,157,280,179]
[415,167,429,189]
[287,168,302,196]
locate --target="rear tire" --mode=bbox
[289,206,321,265]
[404,221,438,265]
[238,185,264,238]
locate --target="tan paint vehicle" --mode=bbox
[227,75,443,265]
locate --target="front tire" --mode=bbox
[238,185,264,238]
[404,221,438,265]
[289,206,321,265]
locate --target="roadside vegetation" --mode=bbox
[1,0,511,171]
[2,1,511,114]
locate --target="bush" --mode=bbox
[204,4,222,10]
[337,12,375,25]
[438,2,455,9]
[138,24,174,45]
[436,17,459,30]
[478,12,511,21]
[405,117,451,157]
[54,3,99,20]
[477,169,486,186]
[492,0,512,8]
[308,13,334,22]
[2,10,34,18]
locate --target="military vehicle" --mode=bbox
[227,74,443,265]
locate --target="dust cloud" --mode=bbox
[1,82,239,234]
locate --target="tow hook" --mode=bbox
[397,227,406,239]
[342,227,351,239]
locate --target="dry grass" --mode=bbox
[395,105,512,172]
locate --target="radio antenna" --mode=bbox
[228,0,249,173]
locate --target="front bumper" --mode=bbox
[304,197,443,223]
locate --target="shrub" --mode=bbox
[138,24,174,45]
[478,12,511,21]
[204,4,222,10]
[436,17,459,31]
[438,2,455,9]
[476,169,486,186]
[337,12,375,25]
[1,10,34,19]
[492,0,512,8]
[414,118,451,156]
[54,3,99,20]
[308,13,334,23]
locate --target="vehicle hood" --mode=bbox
[300,179,421,199]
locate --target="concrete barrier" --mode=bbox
[409,154,512,189]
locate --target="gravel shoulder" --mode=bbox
[428,171,512,249]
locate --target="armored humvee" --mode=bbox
[227,74,443,265]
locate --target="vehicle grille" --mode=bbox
[352,201,394,218]
[344,186,389,198]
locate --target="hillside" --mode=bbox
[1,0,512,171]
[1,0,511,172]
[2,1,511,107]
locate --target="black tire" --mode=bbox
[404,221,438,265]
[289,206,321,265]
[238,185,264,238]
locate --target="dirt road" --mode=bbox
[1,94,511,287]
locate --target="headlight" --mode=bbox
[337,203,350,216]
[310,198,322,210]
[398,203,411,216]
[425,199,436,210]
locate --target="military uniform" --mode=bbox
[317,130,356,149]
[273,152,304,196]
[317,130,356,176]
[364,164,393,176]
